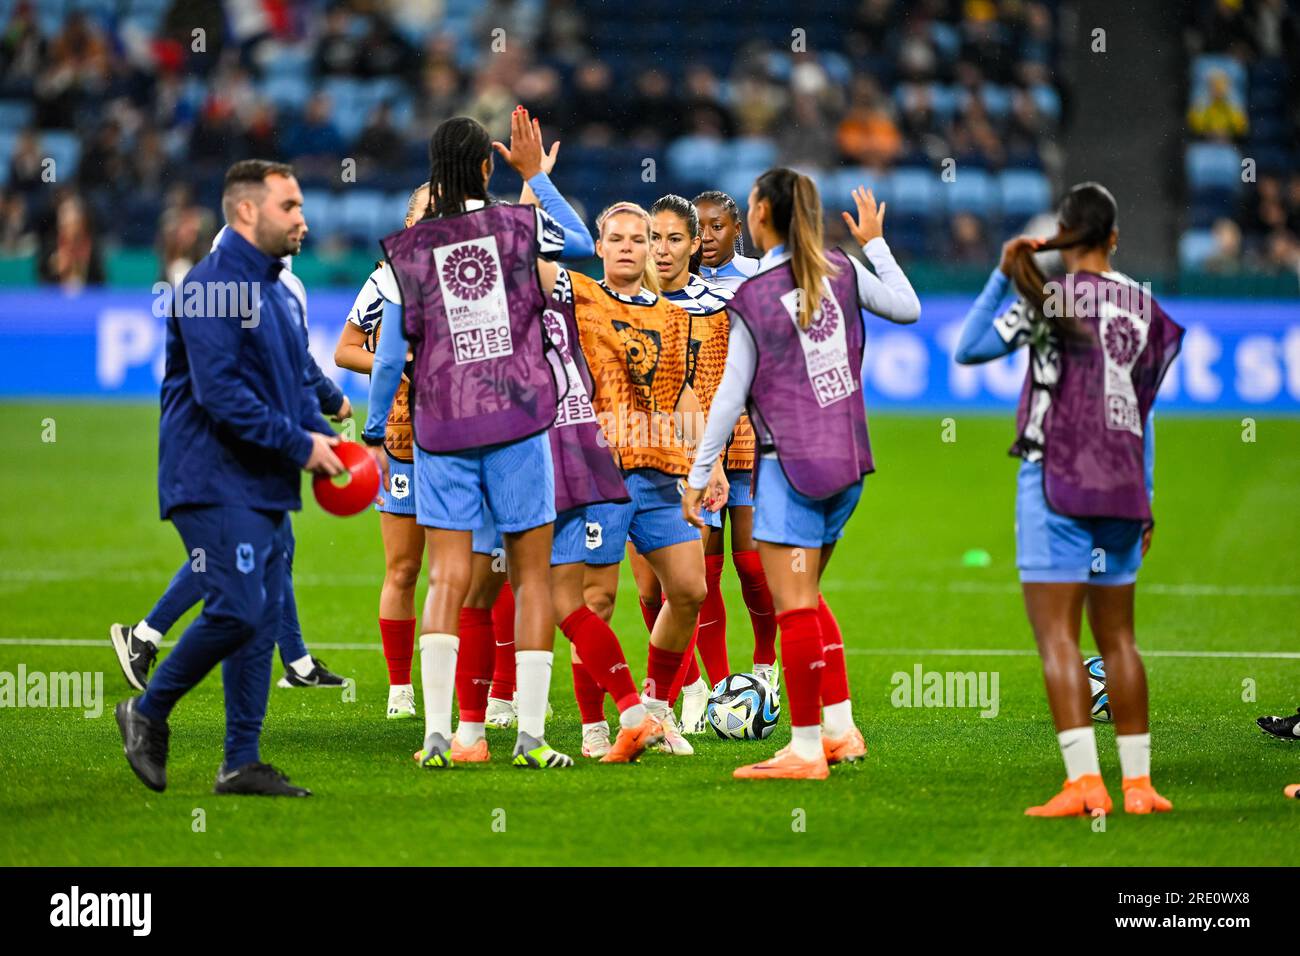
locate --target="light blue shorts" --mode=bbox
[377,455,416,516]
[583,501,632,565]
[472,509,504,556]
[414,433,556,533]
[704,468,756,529]
[620,469,702,556]
[751,459,863,549]
[551,507,588,566]
[1015,459,1143,585]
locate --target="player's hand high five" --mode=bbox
[493,106,557,181]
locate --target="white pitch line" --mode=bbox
[1,638,1296,661]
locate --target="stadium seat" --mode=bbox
[1185,142,1243,192]
[41,130,81,179]
[1191,54,1248,103]
[339,191,387,242]
[261,74,312,111]
[943,168,998,216]
[1030,84,1062,123]
[830,168,891,207]
[726,137,777,172]
[0,99,33,129]
[889,167,939,217]
[998,169,1051,218]
[302,190,341,237]
[666,134,727,189]
[1178,229,1217,271]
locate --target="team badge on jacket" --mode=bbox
[236,543,255,575]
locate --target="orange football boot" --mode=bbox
[823,727,867,764]
[1121,776,1173,813]
[599,715,665,764]
[1285,784,1299,799]
[450,735,490,763]
[1025,773,1113,817]
[734,748,830,780]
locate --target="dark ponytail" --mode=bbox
[754,167,837,329]
[427,117,492,218]
[1007,181,1118,341]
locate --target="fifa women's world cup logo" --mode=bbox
[440,244,499,300]
[1099,305,1148,437]
[805,295,839,343]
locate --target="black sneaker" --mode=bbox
[110,623,158,691]
[115,698,169,792]
[1256,707,1300,740]
[277,656,346,688]
[213,762,312,797]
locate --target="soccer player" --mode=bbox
[110,227,350,695]
[572,199,729,756]
[694,190,781,693]
[648,192,736,733]
[683,170,921,780]
[954,182,1183,816]
[114,159,346,796]
[363,109,594,770]
[332,183,431,720]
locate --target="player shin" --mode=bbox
[955,183,1181,816]
[682,169,921,779]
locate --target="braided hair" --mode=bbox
[692,189,744,257]
[427,117,492,218]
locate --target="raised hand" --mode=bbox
[841,186,887,245]
[492,106,547,180]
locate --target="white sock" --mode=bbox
[582,720,609,734]
[389,682,413,694]
[456,721,485,745]
[135,620,162,645]
[618,702,647,729]
[1057,726,1101,781]
[683,677,709,697]
[790,725,823,761]
[516,650,553,739]
[642,692,669,712]
[419,633,458,739]
[288,654,315,677]
[1116,732,1151,779]
[823,700,854,737]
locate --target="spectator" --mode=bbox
[313,5,360,78]
[1187,69,1248,141]
[1203,217,1243,274]
[282,92,346,178]
[949,212,989,265]
[354,102,404,175]
[837,74,903,168]
[0,189,35,256]
[156,185,216,286]
[0,1,44,95]
[7,128,47,197]
[37,190,104,289]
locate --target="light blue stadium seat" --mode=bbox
[727,137,777,172]
[0,99,33,130]
[41,130,81,179]
[1030,83,1061,123]
[830,167,891,208]
[340,191,387,242]
[890,167,939,216]
[998,169,1051,218]
[1178,229,1218,271]
[302,190,340,237]
[666,134,726,185]
[975,84,1012,119]
[943,168,997,216]
[1186,142,1243,192]
[262,74,312,111]
[1191,54,1247,103]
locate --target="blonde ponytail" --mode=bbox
[754,169,837,329]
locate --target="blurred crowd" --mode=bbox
[2,0,1065,286]
[1183,0,1300,278]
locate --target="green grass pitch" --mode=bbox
[1,402,1297,866]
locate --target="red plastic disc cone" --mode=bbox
[312,440,380,516]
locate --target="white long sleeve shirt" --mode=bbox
[687,237,920,490]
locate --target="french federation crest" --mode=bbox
[585,521,603,550]
[390,473,410,500]
[236,543,255,575]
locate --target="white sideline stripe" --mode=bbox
[1,569,1298,598]
[1,638,1297,660]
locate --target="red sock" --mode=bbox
[571,659,607,724]
[645,642,685,703]
[638,595,662,635]
[455,607,494,722]
[560,606,640,712]
[777,607,825,727]
[733,549,776,666]
[667,623,701,706]
[816,593,850,706]
[697,553,730,685]
[489,583,515,699]
[379,617,416,686]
